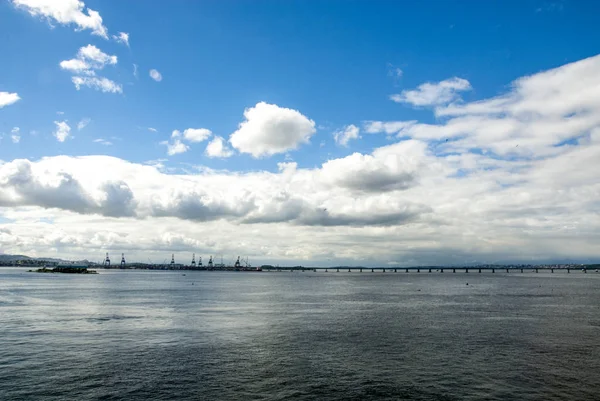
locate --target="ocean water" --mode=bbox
[1,268,599,400]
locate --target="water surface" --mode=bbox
[1,268,599,400]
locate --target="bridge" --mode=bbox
[262,266,596,274]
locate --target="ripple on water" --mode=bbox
[1,270,599,400]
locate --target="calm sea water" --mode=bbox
[1,268,599,400]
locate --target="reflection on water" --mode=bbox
[1,268,599,400]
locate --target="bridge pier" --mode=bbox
[535,268,538,273]
[360,268,362,272]
[506,268,509,273]
[466,268,469,273]
[441,268,444,273]
[584,268,587,273]
[478,268,481,273]
[336,268,339,272]
[371,268,374,273]
[492,268,495,273]
[453,268,456,273]
[551,268,554,273]
[429,268,432,273]
[325,269,328,272]
[567,268,570,273]
[521,268,523,273]
[405,268,409,273]
[383,268,386,273]
[394,268,397,273]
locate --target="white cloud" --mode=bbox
[161,139,189,156]
[182,128,212,143]
[60,44,117,75]
[149,69,162,82]
[229,102,316,158]
[56,111,64,115]
[205,136,234,158]
[77,118,91,130]
[60,58,92,75]
[11,127,20,143]
[53,120,71,142]
[78,44,117,66]
[371,54,600,158]
[148,127,157,132]
[72,76,122,93]
[12,0,108,38]
[60,45,121,93]
[333,124,361,146]
[133,64,138,78]
[93,138,112,146]
[0,92,20,108]
[1,55,600,266]
[391,77,471,106]
[112,32,129,46]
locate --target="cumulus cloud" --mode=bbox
[53,121,71,142]
[149,69,162,82]
[1,55,600,266]
[0,92,21,108]
[151,191,254,222]
[11,127,21,144]
[160,129,210,156]
[78,44,116,66]
[0,152,432,229]
[0,159,136,217]
[161,139,189,156]
[60,58,91,74]
[60,45,121,93]
[112,31,129,46]
[320,141,426,193]
[391,77,471,106]
[229,102,316,158]
[180,128,212,143]
[205,136,234,158]
[72,76,122,93]
[333,124,361,146]
[12,0,108,38]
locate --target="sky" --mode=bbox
[1,0,600,266]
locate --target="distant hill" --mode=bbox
[0,254,88,264]
[0,254,32,261]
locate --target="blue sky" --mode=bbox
[2,0,598,167]
[1,0,600,265]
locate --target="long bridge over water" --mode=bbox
[263,266,597,274]
[95,253,598,273]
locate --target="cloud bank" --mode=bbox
[2,55,600,266]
